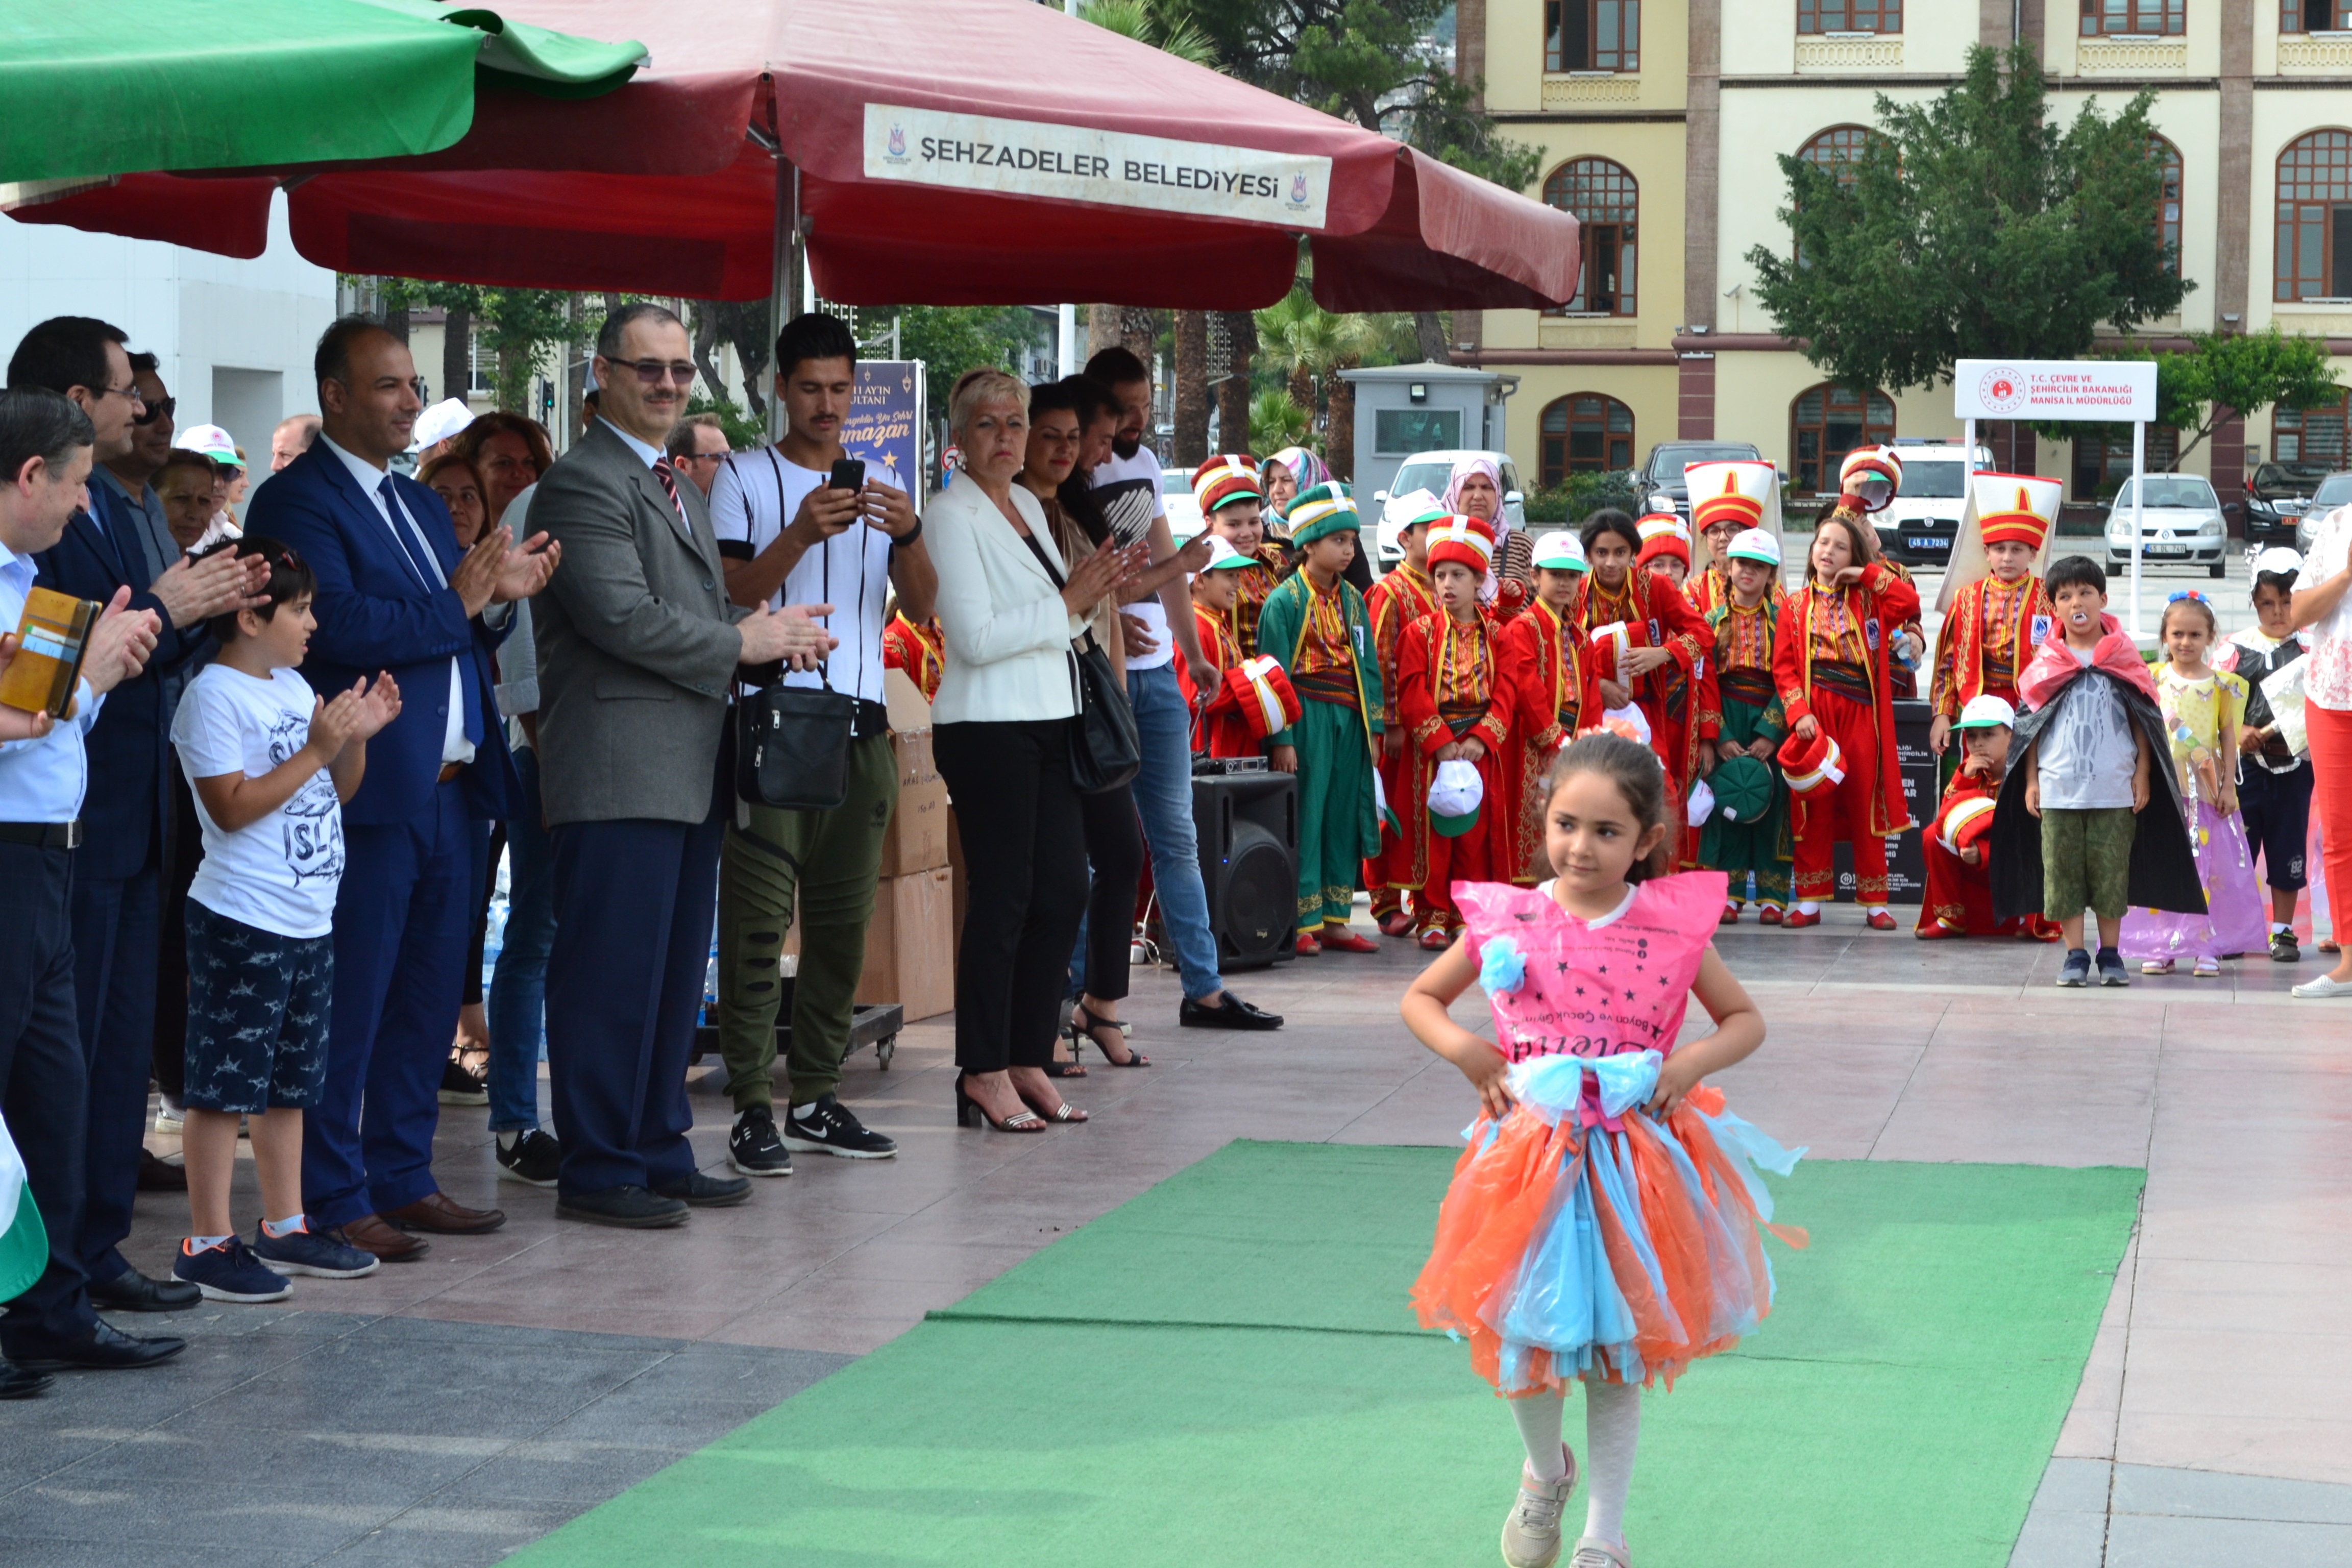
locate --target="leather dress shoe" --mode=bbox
[653,1170,752,1208]
[1178,993,1283,1031]
[136,1149,189,1192]
[325,1213,430,1263]
[0,1360,55,1399]
[381,1191,507,1235]
[12,1319,187,1371]
[557,1185,689,1229]
[87,1267,200,1313]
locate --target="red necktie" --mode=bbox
[651,457,689,523]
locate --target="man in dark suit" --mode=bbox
[530,303,830,1228]
[248,317,557,1262]
[8,319,267,1314]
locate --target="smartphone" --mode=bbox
[829,458,866,492]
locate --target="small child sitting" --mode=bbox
[168,538,401,1301]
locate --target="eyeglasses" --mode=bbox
[608,359,698,386]
[132,396,177,426]
[675,450,727,463]
[96,382,147,408]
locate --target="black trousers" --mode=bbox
[0,844,97,1354]
[935,719,1090,1074]
[544,764,725,1197]
[1075,781,1145,1002]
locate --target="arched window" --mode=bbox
[1545,2,1639,72]
[1540,394,1635,486]
[2152,135,2183,276]
[2277,131,2352,300]
[1798,126,1888,189]
[2276,393,2352,468]
[1790,384,1896,495]
[2082,0,2184,34]
[1542,159,1637,316]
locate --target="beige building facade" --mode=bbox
[1463,0,2352,516]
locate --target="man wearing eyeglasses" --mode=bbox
[530,303,836,1229]
[664,413,731,498]
[7,317,270,1328]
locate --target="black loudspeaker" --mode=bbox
[1192,771,1298,968]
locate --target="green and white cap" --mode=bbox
[0,1111,49,1304]
[1530,531,1587,572]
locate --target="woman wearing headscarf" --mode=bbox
[1443,455,1529,615]
[1262,447,1330,527]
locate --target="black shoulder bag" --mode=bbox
[733,459,858,811]
[1018,528,1140,795]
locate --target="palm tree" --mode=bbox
[1250,389,1311,456]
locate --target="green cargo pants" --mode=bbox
[716,730,899,1111]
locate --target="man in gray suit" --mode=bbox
[530,303,834,1228]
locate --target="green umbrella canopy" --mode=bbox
[0,0,645,185]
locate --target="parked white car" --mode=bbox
[1871,441,1986,568]
[1371,450,1529,568]
[1162,468,1203,542]
[2104,474,2229,579]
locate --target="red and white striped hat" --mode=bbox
[1426,513,1496,577]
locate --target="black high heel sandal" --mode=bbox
[955,1073,1046,1133]
[1070,1000,1149,1068]
[1014,1084,1089,1123]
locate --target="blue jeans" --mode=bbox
[487,746,555,1133]
[1126,664,1223,1001]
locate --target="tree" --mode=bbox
[1747,43,2188,399]
[877,305,1047,425]
[1250,388,1311,454]
[1172,310,1210,463]
[688,300,774,419]
[376,280,590,416]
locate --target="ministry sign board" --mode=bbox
[1952,359,2158,423]
[863,104,1332,229]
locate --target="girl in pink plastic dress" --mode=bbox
[1403,730,1806,1568]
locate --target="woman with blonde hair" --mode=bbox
[928,370,1144,1129]
[449,411,553,528]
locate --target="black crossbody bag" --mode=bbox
[733,456,860,811]
[1017,529,1140,795]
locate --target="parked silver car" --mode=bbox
[2296,473,2352,557]
[2104,474,2228,579]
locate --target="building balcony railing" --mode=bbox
[1541,72,1641,108]
[1795,33,1904,71]
[2278,33,2352,72]
[2073,35,2189,72]
[1537,319,1642,351]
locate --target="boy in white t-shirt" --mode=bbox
[167,538,401,1302]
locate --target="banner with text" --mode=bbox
[842,360,925,501]
[863,104,1333,229]
[1953,359,2158,423]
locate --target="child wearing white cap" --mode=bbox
[1699,528,1794,922]
[1916,695,2060,941]
[2224,547,2317,962]
[1492,532,1602,884]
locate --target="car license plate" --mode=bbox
[2148,544,2187,557]
[1905,536,1942,550]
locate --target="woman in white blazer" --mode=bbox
[926,370,1141,1132]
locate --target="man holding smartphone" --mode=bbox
[706,313,934,1177]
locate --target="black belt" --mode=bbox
[0,820,80,849]
[853,699,890,740]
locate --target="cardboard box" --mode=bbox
[860,867,955,1021]
[879,728,948,876]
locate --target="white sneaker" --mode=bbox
[153,1099,184,1134]
[2291,973,2352,998]
[1568,1538,1631,1568]
[1501,1447,1578,1568]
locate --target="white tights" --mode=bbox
[1509,1382,1641,1547]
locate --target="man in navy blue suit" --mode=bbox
[8,318,269,1314]
[248,317,558,1262]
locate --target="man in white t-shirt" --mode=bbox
[1083,348,1280,1033]
[705,314,936,1173]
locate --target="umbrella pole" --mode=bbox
[767,158,801,446]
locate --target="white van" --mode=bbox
[1371,450,1529,569]
[1872,441,1988,568]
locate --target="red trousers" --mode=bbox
[2307,702,2352,938]
[1792,687,1890,905]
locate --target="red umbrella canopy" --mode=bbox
[6,0,1576,311]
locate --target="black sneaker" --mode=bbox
[171,1238,290,1304]
[2056,948,2091,987]
[438,1056,488,1107]
[782,1094,897,1159]
[2272,929,2302,963]
[728,1107,794,1178]
[2096,947,2130,987]
[496,1128,563,1188]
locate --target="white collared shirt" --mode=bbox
[0,538,103,821]
[317,432,473,766]
[598,415,663,468]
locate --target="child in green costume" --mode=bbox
[1700,526,1794,923]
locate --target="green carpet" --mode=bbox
[510,1142,2141,1568]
